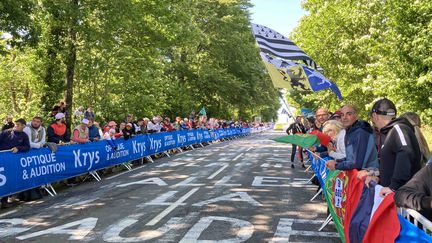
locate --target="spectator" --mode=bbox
[74,106,84,121]
[115,122,126,138]
[84,107,95,120]
[88,118,101,142]
[134,118,144,134]
[94,121,104,139]
[104,121,117,133]
[51,101,66,117]
[368,98,421,197]
[312,108,330,157]
[148,116,162,133]
[400,112,430,165]
[0,118,30,153]
[1,115,14,131]
[103,128,118,150]
[124,114,136,134]
[0,118,30,208]
[47,113,70,144]
[286,116,306,169]
[174,117,182,130]
[122,123,134,140]
[23,116,46,149]
[72,119,90,144]
[162,118,175,132]
[325,104,378,173]
[322,120,346,160]
[395,157,432,221]
[329,110,342,122]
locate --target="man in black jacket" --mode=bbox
[286,116,306,169]
[395,157,432,221]
[368,98,421,197]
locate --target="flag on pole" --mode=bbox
[302,65,343,100]
[252,23,320,70]
[198,107,206,117]
[281,108,289,115]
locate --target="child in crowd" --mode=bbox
[322,120,346,160]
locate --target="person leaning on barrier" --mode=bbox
[47,113,70,144]
[23,116,46,149]
[72,119,90,144]
[122,123,135,140]
[367,98,421,197]
[0,118,30,153]
[325,104,378,174]
[88,118,101,142]
[395,157,432,221]
[322,119,346,160]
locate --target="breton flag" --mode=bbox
[252,23,320,70]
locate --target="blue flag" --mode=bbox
[302,66,343,100]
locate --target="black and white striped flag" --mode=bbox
[252,23,321,71]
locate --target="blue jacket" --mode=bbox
[0,130,30,152]
[335,120,378,171]
[88,125,101,142]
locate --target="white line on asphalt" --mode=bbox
[146,188,200,226]
[214,176,242,187]
[207,164,229,179]
[232,153,244,161]
[0,209,17,218]
[246,147,253,151]
[105,165,148,180]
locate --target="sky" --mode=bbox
[249,0,306,37]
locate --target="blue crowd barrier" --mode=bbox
[0,128,251,198]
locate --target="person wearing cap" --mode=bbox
[72,119,90,144]
[1,115,14,131]
[23,116,46,149]
[326,104,378,173]
[47,113,70,144]
[367,98,421,197]
[134,118,144,134]
[0,118,30,153]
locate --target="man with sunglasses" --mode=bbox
[367,98,421,197]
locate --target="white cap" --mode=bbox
[81,118,89,125]
[55,113,65,119]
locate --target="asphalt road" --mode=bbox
[0,130,340,242]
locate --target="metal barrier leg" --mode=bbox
[318,214,333,231]
[146,156,154,163]
[306,174,316,184]
[200,143,204,148]
[41,184,57,197]
[90,171,102,181]
[164,151,170,157]
[189,145,195,150]
[304,164,312,172]
[123,163,132,171]
[310,188,322,202]
[177,147,183,153]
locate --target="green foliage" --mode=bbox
[0,0,279,125]
[291,0,432,124]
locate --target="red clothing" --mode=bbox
[50,122,67,136]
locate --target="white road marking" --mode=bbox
[179,216,254,243]
[0,209,17,218]
[214,176,242,187]
[146,188,200,226]
[232,153,244,161]
[171,177,205,187]
[105,165,148,180]
[207,164,229,179]
[193,192,262,207]
[246,147,253,151]
[116,177,168,187]
[138,191,180,207]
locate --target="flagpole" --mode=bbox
[278,91,296,119]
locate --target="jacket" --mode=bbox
[47,122,70,144]
[335,120,378,171]
[0,130,30,152]
[395,163,432,221]
[88,125,101,142]
[286,122,306,135]
[378,117,421,190]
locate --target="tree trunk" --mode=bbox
[64,0,79,129]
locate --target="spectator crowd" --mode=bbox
[0,103,262,209]
[286,98,432,223]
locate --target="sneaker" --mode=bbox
[291,164,295,169]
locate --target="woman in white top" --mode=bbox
[322,120,346,160]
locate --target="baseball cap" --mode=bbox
[55,113,65,119]
[370,98,397,117]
